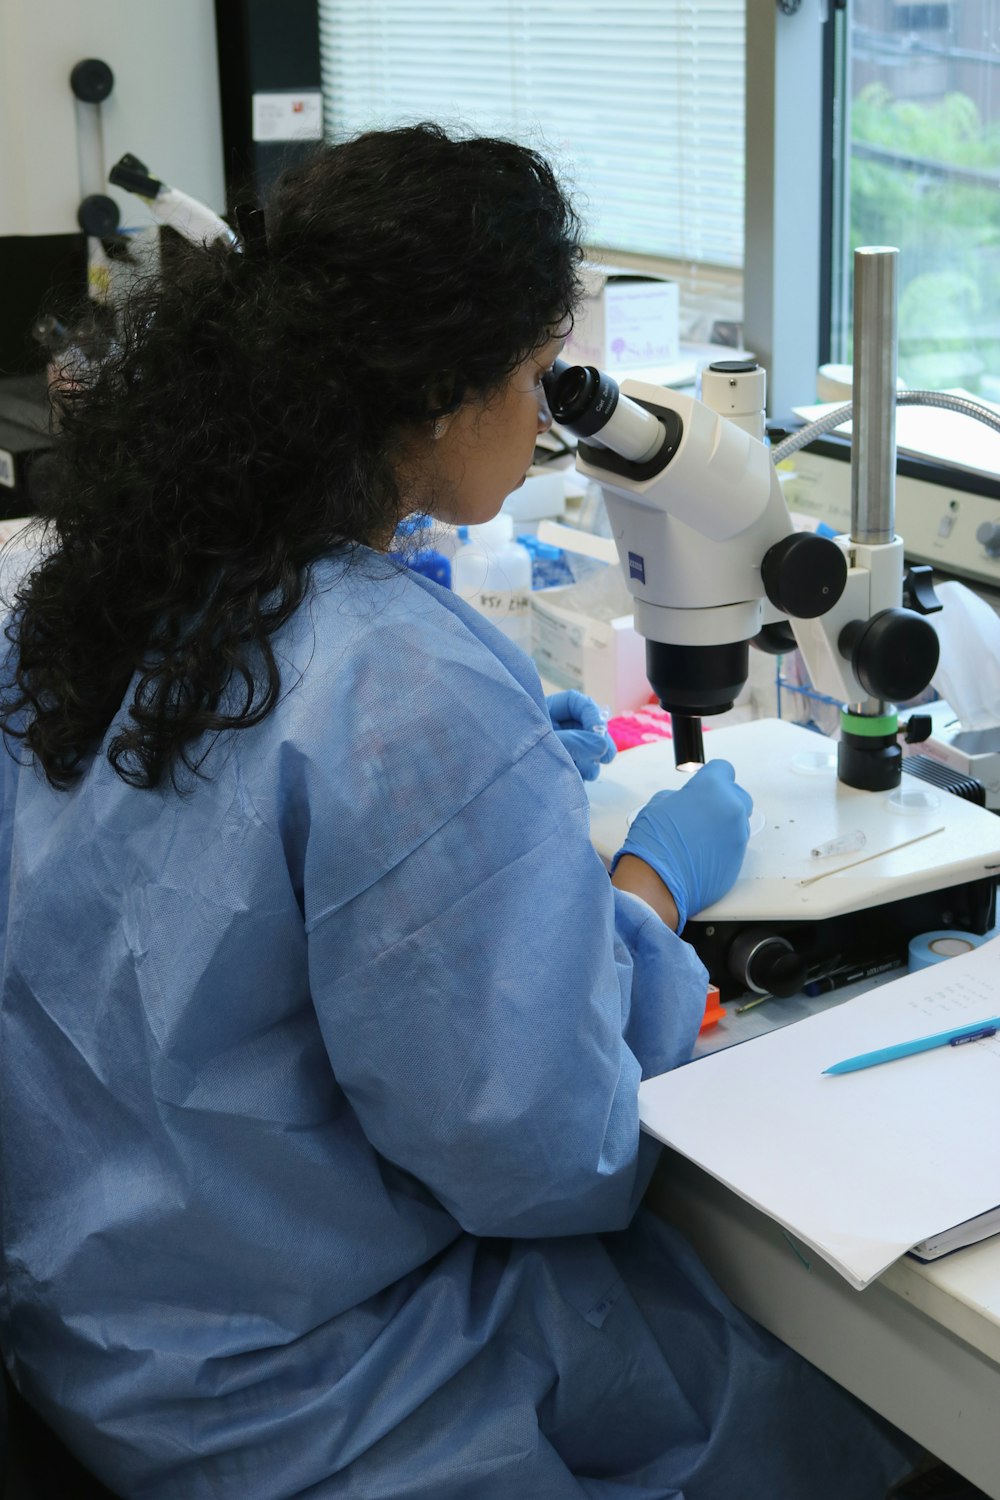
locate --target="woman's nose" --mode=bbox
[537,397,553,434]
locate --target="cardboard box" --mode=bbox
[531,586,650,712]
[563,269,680,372]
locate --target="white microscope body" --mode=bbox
[589,378,791,654]
[544,249,1000,998]
[571,373,912,723]
[546,358,903,761]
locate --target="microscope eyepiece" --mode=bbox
[543,361,618,434]
[543,359,668,465]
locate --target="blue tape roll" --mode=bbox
[908,930,987,971]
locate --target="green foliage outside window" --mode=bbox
[850,83,1000,394]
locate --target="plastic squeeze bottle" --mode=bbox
[451,514,533,649]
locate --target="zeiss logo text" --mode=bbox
[628,552,645,584]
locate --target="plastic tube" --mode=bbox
[810,830,867,859]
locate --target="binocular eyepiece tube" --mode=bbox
[542,360,667,465]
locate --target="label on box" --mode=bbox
[0,448,14,489]
[606,282,679,368]
[252,92,324,143]
[531,587,647,712]
[532,607,593,690]
[565,278,679,370]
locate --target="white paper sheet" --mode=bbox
[639,936,1000,1289]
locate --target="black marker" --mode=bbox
[804,953,906,998]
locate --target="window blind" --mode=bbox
[317,1,745,271]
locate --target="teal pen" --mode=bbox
[823,1015,1000,1076]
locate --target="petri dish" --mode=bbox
[791,749,837,776]
[887,787,940,815]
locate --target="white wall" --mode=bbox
[0,0,225,237]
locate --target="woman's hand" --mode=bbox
[612,759,753,930]
[546,690,616,782]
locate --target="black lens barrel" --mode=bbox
[543,361,621,439]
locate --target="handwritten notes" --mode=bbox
[640,936,1000,1288]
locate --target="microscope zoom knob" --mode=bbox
[760,532,848,619]
[838,608,940,703]
[976,521,1000,557]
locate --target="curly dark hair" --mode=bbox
[1,123,583,790]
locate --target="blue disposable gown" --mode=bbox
[0,553,913,1497]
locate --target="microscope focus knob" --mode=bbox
[976,521,1000,557]
[728,931,807,1000]
[760,533,848,619]
[838,608,940,703]
[70,58,115,103]
[77,194,120,237]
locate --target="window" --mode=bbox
[317,1,746,338]
[832,0,1000,396]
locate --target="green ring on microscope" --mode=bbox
[839,710,899,737]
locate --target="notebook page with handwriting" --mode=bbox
[639,935,1000,1288]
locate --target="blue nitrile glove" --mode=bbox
[546,690,617,782]
[612,759,753,929]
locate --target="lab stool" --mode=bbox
[2,1365,120,1499]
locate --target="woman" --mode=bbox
[0,125,914,1497]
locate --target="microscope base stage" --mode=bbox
[585,718,1000,999]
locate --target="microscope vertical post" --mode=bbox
[851,246,898,555]
[835,247,911,790]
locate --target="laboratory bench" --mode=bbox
[646,963,1000,1498]
[583,722,1000,1494]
